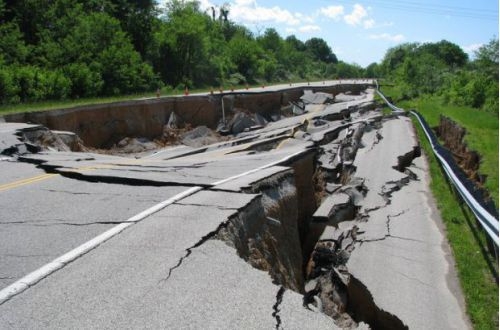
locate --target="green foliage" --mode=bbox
[227,32,262,81]
[0,21,29,64]
[64,63,103,98]
[305,37,338,64]
[381,38,498,114]
[438,39,499,113]
[0,66,20,104]
[474,38,499,80]
[418,40,468,67]
[0,0,368,105]
[257,28,283,55]
[364,62,381,78]
[399,95,498,206]
[335,61,363,78]
[0,65,72,104]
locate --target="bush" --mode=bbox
[0,67,20,104]
[64,63,104,98]
[227,72,246,86]
[45,70,71,100]
[483,81,499,113]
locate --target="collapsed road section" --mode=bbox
[0,82,470,329]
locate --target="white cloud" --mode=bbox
[463,43,483,54]
[363,19,375,29]
[198,0,215,11]
[299,25,321,33]
[369,33,405,42]
[332,46,344,55]
[234,0,255,6]
[320,5,344,20]
[344,4,368,26]
[230,1,301,26]
[286,27,297,34]
[295,13,315,24]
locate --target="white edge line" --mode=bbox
[0,146,315,304]
[211,149,311,186]
[0,79,377,304]
[0,147,311,304]
[0,186,202,305]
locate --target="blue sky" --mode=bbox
[186,0,498,67]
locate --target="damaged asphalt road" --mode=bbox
[0,85,470,329]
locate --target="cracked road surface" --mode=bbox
[0,85,470,329]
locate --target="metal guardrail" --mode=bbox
[375,84,499,245]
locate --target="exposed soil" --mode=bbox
[434,115,492,202]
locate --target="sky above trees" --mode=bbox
[180,0,499,66]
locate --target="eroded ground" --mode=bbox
[0,87,470,329]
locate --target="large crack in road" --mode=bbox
[0,86,470,329]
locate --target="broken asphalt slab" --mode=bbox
[0,174,193,289]
[0,84,472,329]
[0,123,43,155]
[17,137,313,187]
[0,190,336,329]
[315,115,470,329]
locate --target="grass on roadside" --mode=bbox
[400,96,499,207]
[412,118,498,330]
[0,79,355,116]
[0,86,203,116]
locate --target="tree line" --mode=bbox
[0,0,497,114]
[0,0,363,104]
[372,39,498,113]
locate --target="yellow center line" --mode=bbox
[0,173,58,192]
[0,163,118,192]
[1,141,238,192]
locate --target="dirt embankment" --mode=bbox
[435,115,491,200]
[2,84,370,149]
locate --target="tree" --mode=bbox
[219,2,229,22]
[59,13,156,96]
[227,31,262,82]
[305,37,337,64]
[474,38,499,80]
[100,0,158,58]
[160,0,211,87]
[258,28,282,55]
[418,40,468,68]
[380,43,419,74]
[0,0,385,105]
[0,18,29,64]
[335,61,362,78]
[285,35,306,52]
[364,62,381,78]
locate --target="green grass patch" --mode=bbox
[400,96,498,207]
[0,86,208,116]
[0,81,304,116]
[0,93,153,115]
[412,118,498,330]
[0,79,360,116]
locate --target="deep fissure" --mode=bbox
[2,87,420,328]
[208,114,418,329]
